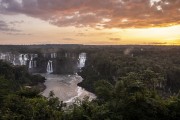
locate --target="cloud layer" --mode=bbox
[0,20,20,32]
[0,0,179,28]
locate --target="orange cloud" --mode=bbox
[0,0,179,29]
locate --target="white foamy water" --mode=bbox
[41,74,96,104]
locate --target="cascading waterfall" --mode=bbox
[51,53,57,58]
[7,53,10,61]
[51,53,53,58]
[24,54,28,61]
[13,55,16,65]
[34,54,38,58]
[47,60,53,73]
[78,53,86,69]
[23,54,28,65]
[0,53,10,61]
[29,60,33,68]
[23,59,26,65]
[0,53,38,67]
[0,53,6,60]
[19,54,28,65]
[19,54,23,65]
[29,54,33,69]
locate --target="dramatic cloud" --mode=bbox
[0,0,179,28]
[9,20,24,25]
[0,20,20,32]
[0,20,30,35]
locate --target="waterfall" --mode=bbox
[78,53,86,69]
[29,60,33,69]
[23,60,26,65]
[24,54,28,61]
[7,53,10,61]
[13,55,16,65]
[50,61,53,73]
[28,54,34,68]
[19,54,28,65]
[19,54,23,65]
[13,61,16,65]
[30,54,33,60]
[28,61,37,69]
[0,53,6,60]
[47,60,53,73]
[51,53,57,58]
[34,54,38,58]
[23,54,29,65]
[53,53,57,58]
[0,53,36,67]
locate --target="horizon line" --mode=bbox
[0,44,179,46]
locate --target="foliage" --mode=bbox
[1,46,180,120]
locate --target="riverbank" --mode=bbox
[36,82,46,92]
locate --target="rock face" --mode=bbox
[0,52,87,74]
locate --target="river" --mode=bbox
[0,51,95,103]
[41,73,96,104]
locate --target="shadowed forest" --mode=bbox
[0,45,180,120]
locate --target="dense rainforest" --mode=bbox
[0,45,180,120]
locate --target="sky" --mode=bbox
[0,0,179,45]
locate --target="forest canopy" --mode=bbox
[0,45,180,120]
